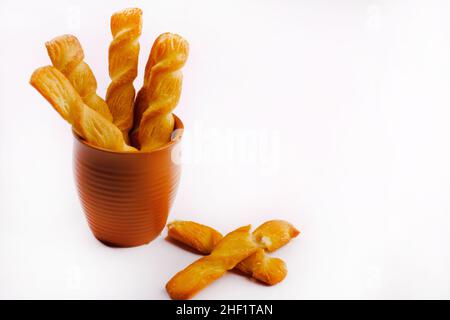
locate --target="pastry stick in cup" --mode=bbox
[30,66,136,152]
[138,74,182,151]
[106,7,142,143]
[132,33,189,150]
[45,34,113,121]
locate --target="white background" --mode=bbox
[1,0,450,299]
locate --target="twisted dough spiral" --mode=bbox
[30,66,135,152]
[166,225,258,300]
[106,8,142,142]
[167,220,300,286]
[132,33,189,151]
[45,34,113,121]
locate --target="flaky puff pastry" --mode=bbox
[106,8,142,142]
[45,34,113,121]
[253,220,300,252]
[132,33,189,151]
[167,221,223,255]
[167,220,299,285]
[30,66,136,152]
[166,225,258,300]
[138,74,181,151]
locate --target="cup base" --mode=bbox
[73,114,184,248]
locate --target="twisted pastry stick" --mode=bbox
[132,33,189,151]
[252,219,300,252]
[30,66,136,152]
[166,225,258,300]
[45,34,113,121]
[138,75,181,151]
[167,220,300,285]
[168,221,223,255]
[106,8,142,142]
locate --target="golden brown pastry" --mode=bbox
[167,220,223,254]
[106,8,142,142]
[166,225,258,300]
[253,220,300,252]
[138,75,182,151]
[30,66,136,152]
[167,220,299,285]
[235,248,287,286]
[132,33,189,151]
[45,34,113,121]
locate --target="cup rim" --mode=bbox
[73,113,184,155]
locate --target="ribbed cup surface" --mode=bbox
[73,115,183,247]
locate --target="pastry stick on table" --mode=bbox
[168,221,223,255]
[46,34,113,121]
[166,225,259,300]
[30,66,136,152]
[106,7,142,142]
[167,220,300,285]
[132,33,189,150]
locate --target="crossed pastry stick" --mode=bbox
[165,220,300,300]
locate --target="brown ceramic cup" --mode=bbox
[73,114,184,247]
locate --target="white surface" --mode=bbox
[1,0,450,299]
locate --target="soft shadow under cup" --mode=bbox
[73,115,184,247]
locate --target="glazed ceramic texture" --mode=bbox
[73,115,183,247]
